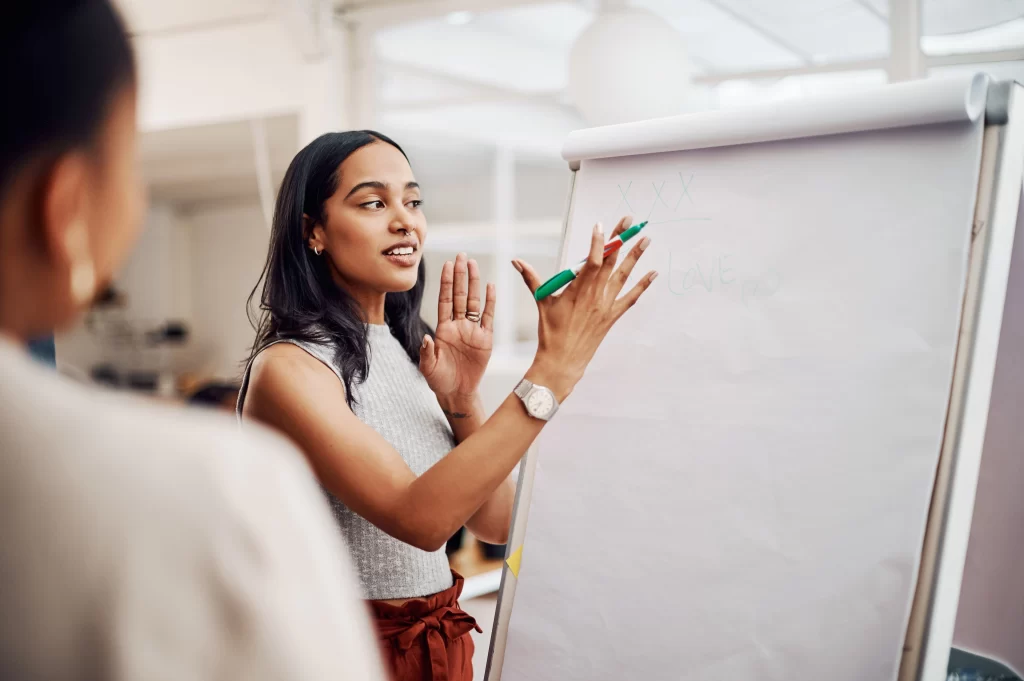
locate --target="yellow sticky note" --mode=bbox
[506,545,523,578]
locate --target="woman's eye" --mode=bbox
[408,199,424,210]
[361,200,385,210]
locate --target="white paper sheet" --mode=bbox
[562,73,987,162]
[953,190,1024,678]
[501,117,986,680]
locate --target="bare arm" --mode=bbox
[243,346,560,552]
[244,219,655,553]
[437,392,517,545]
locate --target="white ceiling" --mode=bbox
[374,0,1023,158]
[115,0,273,34]
[140,115,297,208]
[138,112,529,218]
[376,0,1024,97]
[120,0,1023,205]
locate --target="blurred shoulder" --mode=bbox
[0,344,385,679]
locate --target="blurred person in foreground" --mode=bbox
[0,2,385,679]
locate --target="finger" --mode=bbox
[607,236,651,300]
[453,253,469,319]
[565,222,610,302]
[568,223,606,303]
[599,216,631,277]
[612,271,658,319]
[437,260,454,321]
[598,244,623,284]
[466,258,482,316]
[481,282,496,331]
[418,334,437,376]
[512,259,542,294]
[577,223,605,284]
[561,264,586,300]
[609,214,632,239]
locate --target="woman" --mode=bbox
[239,130,656,680]
[0,2,384,679]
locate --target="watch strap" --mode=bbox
[514,378,534,399]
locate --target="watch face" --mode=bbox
[526,388,554,417]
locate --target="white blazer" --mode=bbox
[0,335,385,680]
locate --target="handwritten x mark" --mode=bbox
[675,172,694,211]
[617,182,634,214]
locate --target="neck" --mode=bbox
[359,295,387,325]
[329,267,387,325]
[0,284,69,343]
[0,327,23,348]
[0,216,63,341]
[0,295,36,344]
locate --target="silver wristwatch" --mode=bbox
[514,378,559,421]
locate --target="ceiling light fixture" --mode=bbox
[568,7,691,127]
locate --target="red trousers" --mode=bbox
[369,572,481,681]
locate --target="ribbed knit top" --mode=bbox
[237,324,455,600]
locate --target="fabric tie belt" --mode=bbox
[376,604,481,681]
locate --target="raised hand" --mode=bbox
[513,215,656,400]
[419,252,496,402]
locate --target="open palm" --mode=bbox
[419,253,496,400]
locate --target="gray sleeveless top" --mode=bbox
[237,324,455,600]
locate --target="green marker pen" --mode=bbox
[534,221,648,301]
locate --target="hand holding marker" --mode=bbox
[534,221,649,300]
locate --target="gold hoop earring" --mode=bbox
[66,220,96,305]
[71,259,96,305]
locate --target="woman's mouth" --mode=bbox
[382,245,419,268]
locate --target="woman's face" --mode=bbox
[309,141,426,300]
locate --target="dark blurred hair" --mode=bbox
[188,382,240,409]
[246,131,431,407]
[0,0,136,192]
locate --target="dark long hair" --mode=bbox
[0,0,136,191]
[246,131,432,407]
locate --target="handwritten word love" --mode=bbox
[666,252,781,306]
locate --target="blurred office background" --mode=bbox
[48,2,1023,675]
[55,0,1024,408]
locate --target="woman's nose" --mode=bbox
[389,208,418,234]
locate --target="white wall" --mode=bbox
[117,203,192,322]
[184,201,270,380]
[56,199,268,387]
[514,160,571,221]
[134,16,351,140]
[135,18,302,131]
[55,203,193,379]
[421,173,493,224]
